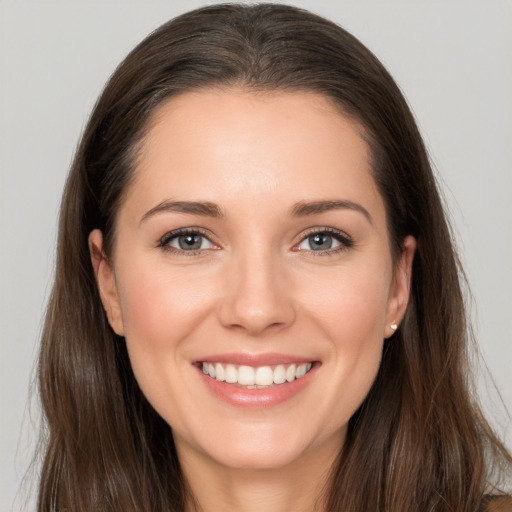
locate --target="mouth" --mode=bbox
[194,353,319,407]
[200,361,314,389]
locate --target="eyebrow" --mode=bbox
[140,198,372,225]
[290,200,373,225]
[140,200,224,224]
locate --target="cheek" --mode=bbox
[301,264,391,416]
[114,260,223,432]
[302,263,391,341]
[116,261,217,370]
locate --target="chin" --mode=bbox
[205,441,311,471]
[178,418,340,472]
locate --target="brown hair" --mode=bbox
[37,3,511,511]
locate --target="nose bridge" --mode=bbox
[218,240,295,334]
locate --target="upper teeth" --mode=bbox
[202,362,313,386]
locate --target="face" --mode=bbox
[90,89,415,472]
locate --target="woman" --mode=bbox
[37,3,512,511]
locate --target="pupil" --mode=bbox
[179,234,201,250]
[310,233,332,250]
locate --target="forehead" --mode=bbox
[121,88,384,225]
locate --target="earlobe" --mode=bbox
[88,229,125,336]
[385,235,416,338]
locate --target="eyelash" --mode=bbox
[294,227,353,256]
[157,227,354,256]
[158,227,217,256]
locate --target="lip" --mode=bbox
[195,352,316,367]
[194,353,319,408]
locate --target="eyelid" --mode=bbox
[293,226,354,253]
[158,227,219,254]
[156,226,353,255]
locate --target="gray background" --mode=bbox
[1,1,511,510]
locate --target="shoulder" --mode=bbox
[479,495,512,512]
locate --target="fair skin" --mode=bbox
[90,89,415,512]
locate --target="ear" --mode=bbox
[88,229,125,336]
[384,235,416,338]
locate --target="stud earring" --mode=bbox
[390,321,398,331]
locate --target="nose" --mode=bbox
[217,248,296,336]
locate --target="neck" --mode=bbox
[178,437,340,512]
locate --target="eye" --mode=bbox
[159,229,217,253]
[295,229,352,253]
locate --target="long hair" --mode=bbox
[37,4,511,511]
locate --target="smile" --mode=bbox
[201,362,313,388]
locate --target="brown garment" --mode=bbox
[479,495,512,512]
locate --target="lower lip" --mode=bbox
[197,364,318,408]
